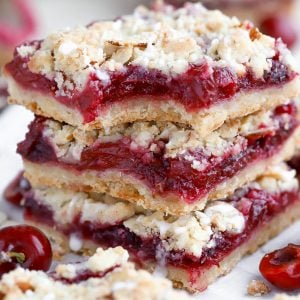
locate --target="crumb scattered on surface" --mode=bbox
[247,279,271,297]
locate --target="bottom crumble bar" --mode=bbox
[0,247,191,300]
[8,164,300,292]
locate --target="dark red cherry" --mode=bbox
[0,225,52,278]
[4,172,30,206]
[259,244,300,290]
[260,15,298,48]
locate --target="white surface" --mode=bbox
[1,0,300,298]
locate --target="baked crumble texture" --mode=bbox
[17,4,283,85]
[0,247,192,300]
[247,279,271,297]
[5,2,300,133]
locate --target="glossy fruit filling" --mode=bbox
[51,266,118,285]
[5,42,297,123]
[19,180,299,287]
[17,103,298,204]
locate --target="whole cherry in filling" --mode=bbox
[0,225,52,278]
[259,244,300,290]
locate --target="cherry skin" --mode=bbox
[0,225,52,278]
[260,15,298,49]
[259,244,300,290]
[4,172,31,206]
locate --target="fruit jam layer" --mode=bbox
[5,43,297,123]
[22,183,299,286]
[17,104,298,204]
[52,266,118,285]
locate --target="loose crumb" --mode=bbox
[247,279,271,297]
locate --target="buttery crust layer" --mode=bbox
[26,195,300,292]
[6,74,300,136]
[23,132,297,215]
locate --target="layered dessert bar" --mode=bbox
[4,3,300,136]
[11,164,300,292]
[0,247,191,299]
[17,102,299,214]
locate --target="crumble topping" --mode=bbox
[0,247,191,300]
[124,201,244,257]
[43,105,287,170]
[251,164,299,193]
[15,2,290,96]
[33,188,137,225]
[247,279,270,297]
[17,45,36,58]
[55,247,129,278]
[204,201,245,233]
[124,211,213,257]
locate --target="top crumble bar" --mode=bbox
[4,2,300,135]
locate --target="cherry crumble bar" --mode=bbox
[4,3,300,135]
[17,102,299,215]
[0,247,192,300]
[13,164,300,292]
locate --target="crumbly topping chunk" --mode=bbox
[124,201,244,257]
[43,105,286,172]
[34,188,137,225]
[204,201,245,233]
[56,247,129,278]
[15,2,291,95]
[247,279,270,297]
[251,164,299,193]
[0,247,191,300]
[125,211,213,257]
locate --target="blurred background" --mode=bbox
[0,0,300,110]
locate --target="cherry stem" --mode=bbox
[0,251,26,264]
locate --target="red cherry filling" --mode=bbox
[17,104,298,204]
[4,171,30,206]
[260,15,298,48]
[5,42,296,124]
[259,244,300,290]
[0,225,52,278]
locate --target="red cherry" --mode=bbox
[259,244,300,290]
[260,15,298,48]
[4,172,30,206]
[0,225,52,278]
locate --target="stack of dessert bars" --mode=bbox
[4,2,300,292]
